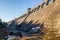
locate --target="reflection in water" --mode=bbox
[1,20,44,40]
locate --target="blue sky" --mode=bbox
[0,0,44,22]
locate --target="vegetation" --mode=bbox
[0,19,8,39]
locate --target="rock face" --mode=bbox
[7,0,60,40]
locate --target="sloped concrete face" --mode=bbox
[7,0,60,40]
[45,0,60,32]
